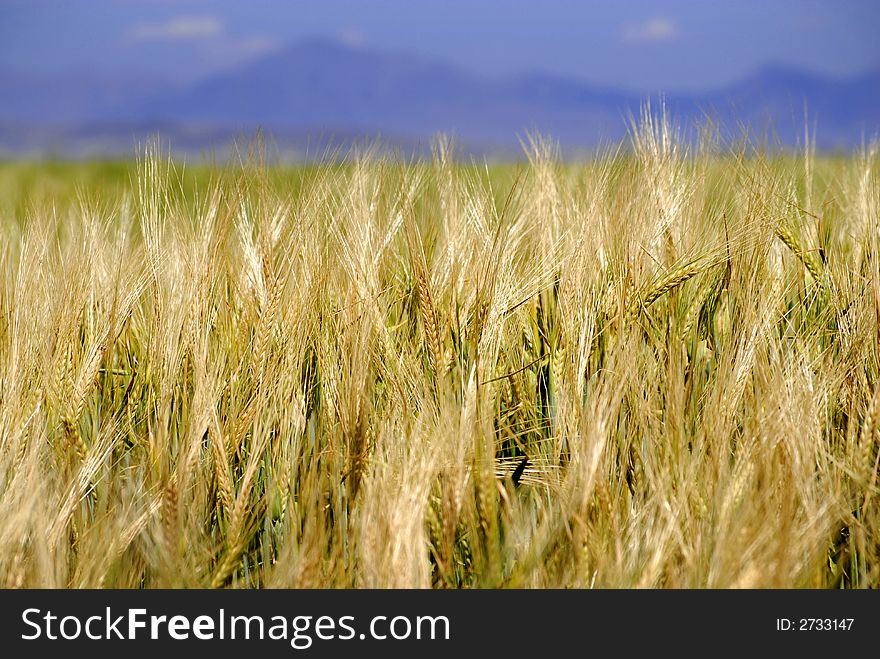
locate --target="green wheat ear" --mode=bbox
[774,222,824,284]
[628,258,706,318]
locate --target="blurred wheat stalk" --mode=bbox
[0,114,878,589]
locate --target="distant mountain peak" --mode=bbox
[0,40,877,156]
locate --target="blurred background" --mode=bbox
[1,0,878,159]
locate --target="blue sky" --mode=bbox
[1,0,878,91]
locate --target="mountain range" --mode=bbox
[1,38,878,159]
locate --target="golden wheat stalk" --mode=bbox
[859,385,880,511]
[629,259,705,317]
[425,493,444,559]
[251,270,285,386]
[775,223,824,284]
[210,499,248,589]
[551,340,567,395]
[416,269,443,377]
[62,328,113,461]
[210,417,234,519]
[682,269,720,336]
[162,479,179,555]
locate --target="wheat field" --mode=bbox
[1,117,878,588]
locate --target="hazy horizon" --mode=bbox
[1,1,878,158]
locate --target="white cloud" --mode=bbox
[123,16,281,74]
[211,35,280,61]
[621,17,679,44]
[337,27,366,48]
[128,16,224,42]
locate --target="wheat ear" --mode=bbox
[416,268,443,377]
[629,259,705,317]
[775,223,824,284]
